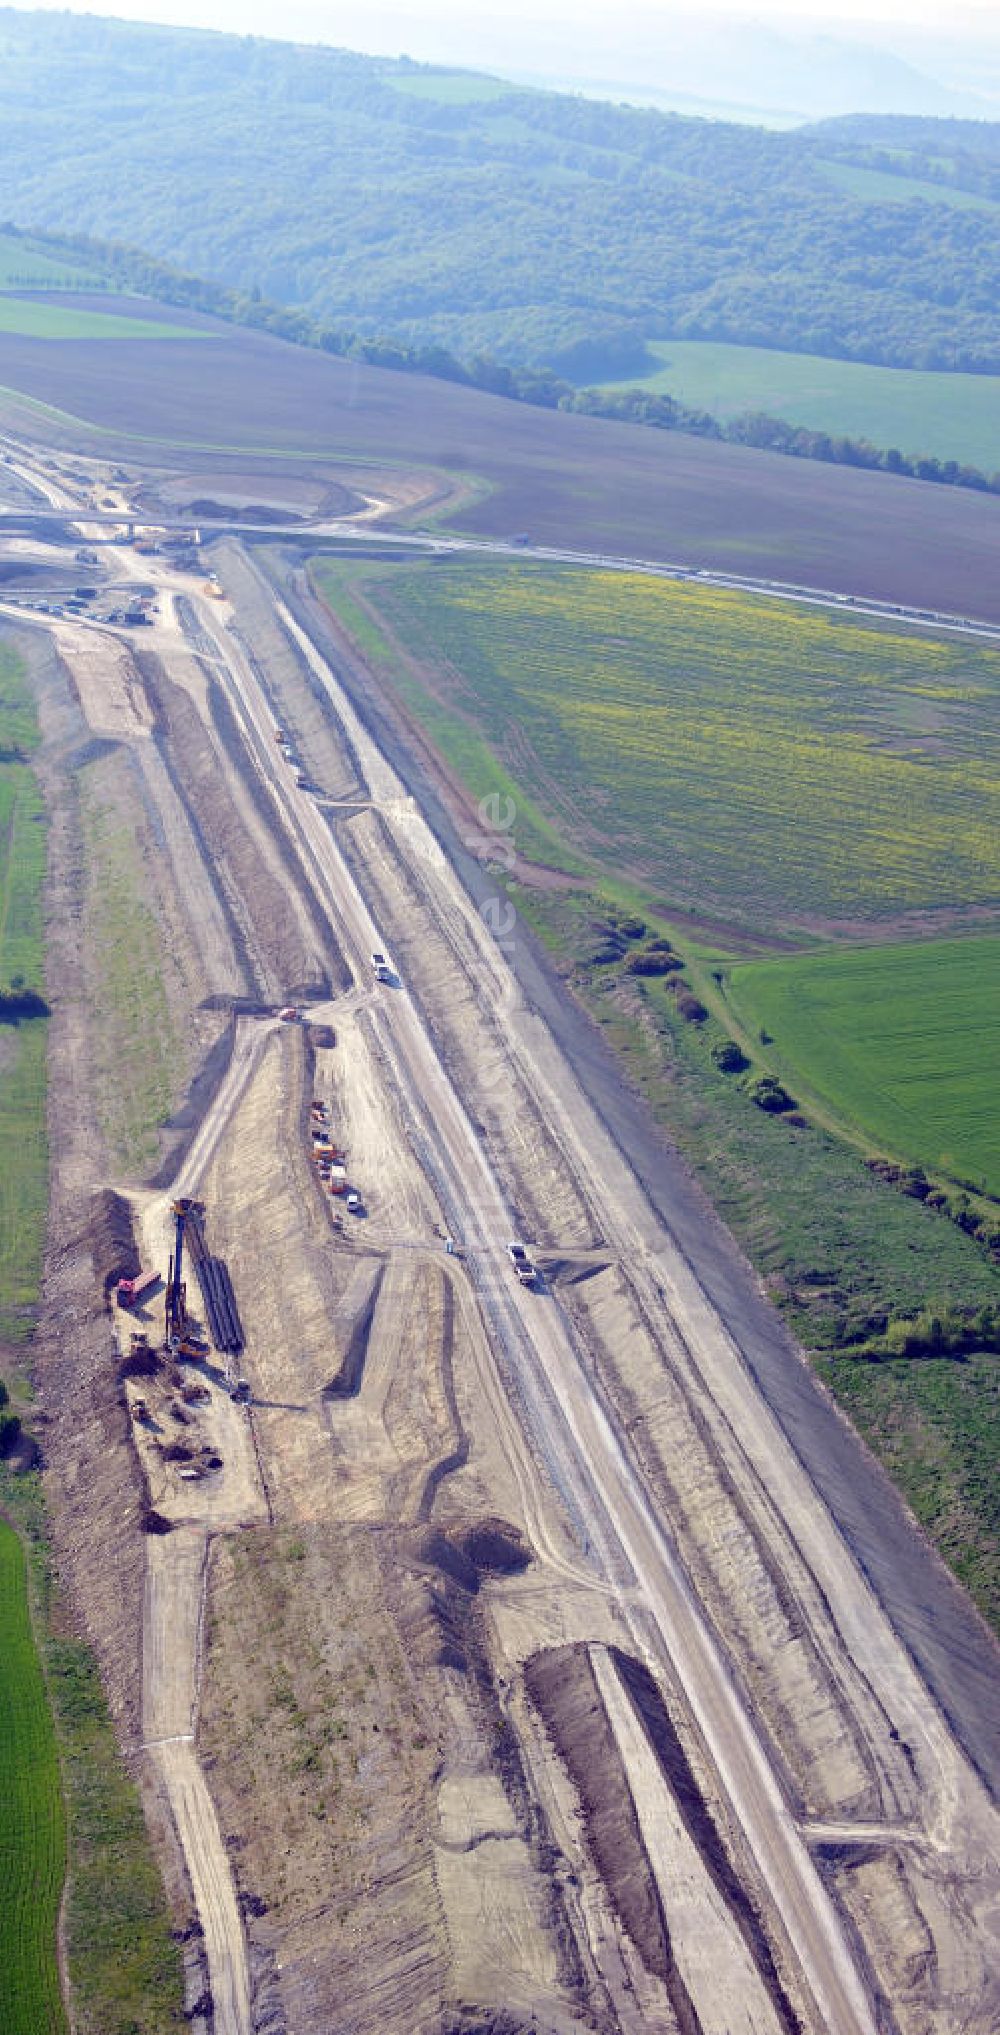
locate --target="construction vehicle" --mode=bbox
[164,1199,194,1348]
[507,1241,537,1287]
[328,1163,347,1193]
[116,1267,160,1310]
[231,1378,252,1405]
[131,1397,149,1424]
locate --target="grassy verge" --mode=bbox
[0,1512,66,2035]
[0,1473,185,2034]
[0,1021,48,1344]
[510,881,1000,1627]
[80,775,178,1175]
[0,642,182,2030]
[0,643,47,1344]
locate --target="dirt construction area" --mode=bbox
[3,439,1000,2035]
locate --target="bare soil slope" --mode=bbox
[1,313,1000,617]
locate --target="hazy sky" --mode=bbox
[14,0,1000,122]
[14,0,997,38]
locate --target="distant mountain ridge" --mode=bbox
[503,19,998,125]
[0,7,997,373]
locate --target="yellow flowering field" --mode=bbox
[371,562,1000,929]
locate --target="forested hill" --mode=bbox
[0,7,997,374]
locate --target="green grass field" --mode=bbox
[815,158,1000,214]
[386,66,515,103]
[599,340,1000,470]
[0,1518,67,2035]
[81,780,178,1174]
[1,1477,186,2034]
[0,646,48,1343]
[0,231,100,292]
[318,559,1000,933]
[0,298,210,342]
[727,936,1000,1194]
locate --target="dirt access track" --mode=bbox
[2,298,1000,618]
[4,441,1000,2035]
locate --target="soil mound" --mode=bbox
[525,1643,671,1985]
[119,1342,160,1380]
[460,1519,531,1577]
[441,2016,548,2034]
[189,498,301,523]
[88,1187,139,1299]
[417,1519,531,1594]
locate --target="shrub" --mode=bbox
[585,920,626,965]
[949,1196,980,1235]
[712,1039,748,1074]
[626,949,681,976]
[866,1156,902,1184]
[0,986,49,1023]
[616,914,646,940]
[0,1407,22,1455]
[746,1074,795,1114]
[859,1303,1000,1361]
[675,991,708,1022]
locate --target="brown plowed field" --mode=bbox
[2,305,1000,618]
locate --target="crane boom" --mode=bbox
[164,1197,193,1345]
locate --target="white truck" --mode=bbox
[507,1241,536,1286]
